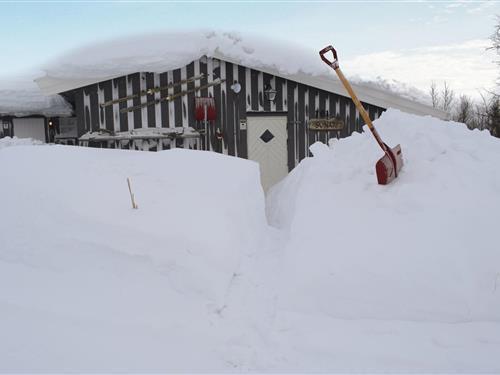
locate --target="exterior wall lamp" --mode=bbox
[264,84,277,102]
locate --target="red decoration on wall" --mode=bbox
[195,97,217,121]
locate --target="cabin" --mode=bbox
[34,32,446,190]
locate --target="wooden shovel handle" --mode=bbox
[320,45,387,152]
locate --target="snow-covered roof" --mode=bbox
[0,79,73,118]
[34,30,447,119]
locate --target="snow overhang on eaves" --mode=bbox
[212,52,449,120]
[35,74,122,96]
[35,53,448,121]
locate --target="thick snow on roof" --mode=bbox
[0,78,73,117]
[42,30,327,80]
[38,30,435,110]
[350,75,433,106]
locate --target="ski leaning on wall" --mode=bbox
[99,73,206,108]
[119,79,226,114]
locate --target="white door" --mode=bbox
[13,118,46,142]
[247,115,288,191]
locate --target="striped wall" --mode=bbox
[72,56,385,171]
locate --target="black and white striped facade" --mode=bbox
[65,56,385,171]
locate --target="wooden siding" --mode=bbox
[73,56,385,171]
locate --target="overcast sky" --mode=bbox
[0,0,498,98]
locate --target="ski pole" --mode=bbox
[120,79,226,114]
[100,73,206,108]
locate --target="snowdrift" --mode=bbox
[262,109,500,371]
[0,136,43,149]
[0,145,274,371]
[1,110,500,372]
[268,109,500,323]
[0,145,268,306]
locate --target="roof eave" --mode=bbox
[213,52,448,120]
[35,53,448,120]
[35,74,122,96]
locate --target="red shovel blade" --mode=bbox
[375,144,403,185]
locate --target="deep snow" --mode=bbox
[0,136,43,149]
[1,109,500,371]
[268,112,500,323]
[0,145,278,371]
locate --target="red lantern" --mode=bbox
[195,97,216,121]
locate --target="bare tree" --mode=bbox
[472,92,490,131]
[490,16,500,63]
[426,18,499,135]
[429,81,440,109]
[489,16,500,93]
[454,95,473,127]
[442,81,455,113]
[429,81,456,114]
[445,20,499,136]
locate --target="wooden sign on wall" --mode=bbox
[308,118,345,131]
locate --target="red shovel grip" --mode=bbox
[319,45,339,69]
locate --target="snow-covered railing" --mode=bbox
[78,127,201,151]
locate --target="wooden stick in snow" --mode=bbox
[127,177,138,209]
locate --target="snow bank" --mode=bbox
[0,146,267,303]
[0,145,273,371]
[2,111,500,371]
[0,136,43,149]
[267,109,500,323]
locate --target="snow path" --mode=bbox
[1,109,500,371]
[0,233,284,372]
[5,226,496,372]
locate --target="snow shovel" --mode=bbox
[319,45,403,185]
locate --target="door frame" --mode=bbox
[246,112,289,191]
